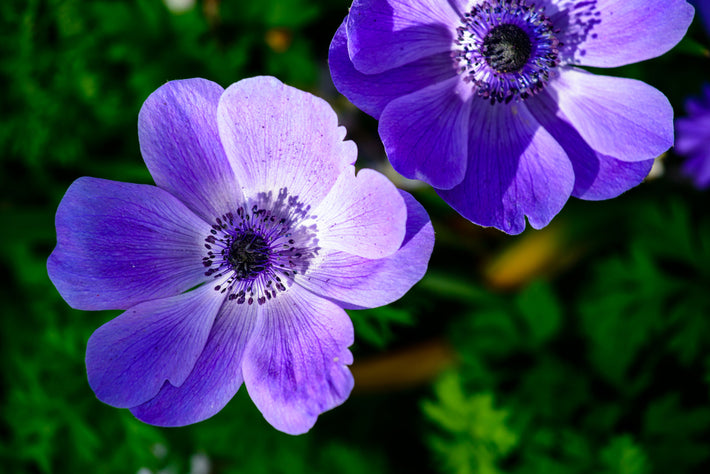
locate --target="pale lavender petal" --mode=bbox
[312,168,406,259]
[528,91,654,200]
[329,19,457,119]
[139,78,241,222]
[217,76,357,208]
[346,0,458,74]
[298,191,433,309]
[549,68,673,162]
[438,99,574,234]
[555,0,694,68]
[47,177,212,311]
[242,289,354,435]
[86,284,224,409]
[131,298,257,426]
[379,76,471,189]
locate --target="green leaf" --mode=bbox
[423,372,518,474]
[599,435,650,474]
[515,280,561,347]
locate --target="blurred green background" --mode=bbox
[2,0,710,472]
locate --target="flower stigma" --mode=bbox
[482,24,532,73]
[453,0,561,104]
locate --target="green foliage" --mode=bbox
[581,198,710,388]
[599,435,650,474]
[349,305,414,349]
[2,0,710,473]
[429,193,710,474]
[423,372,518,474]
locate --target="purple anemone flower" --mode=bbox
[47,76,434,435]
[676,84,710,189]
[329,0,695,234]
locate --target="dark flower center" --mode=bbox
[201,188,319,306]
[452,0,560,104]
[482,24,532,73]
[226,231,271,280]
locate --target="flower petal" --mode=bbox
[346,0,458,74]
[86,284,224,409]
[47,177,212,311]
[438,100,574,234]
[312,168,406,259]
[691,0,710,34]
[329,19,457,119]
[130,298,257,426]
[682,152,710,189]
[549,68,673,162]
[528,91,654,200]
[242,289,354,435]
[138,78,241,222]
[298,191,434,309]
[379,76,471,189]
[554,0,694,68]
[217,76,357,208]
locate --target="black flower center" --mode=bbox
[482,24,532,73]
[227,231,271,280]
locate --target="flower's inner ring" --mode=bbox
[453,0,561,104]
[482,24,532,73]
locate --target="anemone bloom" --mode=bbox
[330,0,695,233]
[676,83,710,189]
[47,76,434,435]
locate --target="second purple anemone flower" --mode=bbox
[676,83,710,189]
[329,0,695,234]
[47,76,434,435]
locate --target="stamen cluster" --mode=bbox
[202,189,319,305]
[453,0,561,104]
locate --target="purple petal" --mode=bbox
[438,99,574,234]
[131,298,257,426]
[675,86,710,155]
[313,168,406,259]
[555,0,694,68]
[549,68,673,162]
[527,91,654,200]
[86,285,224,409]
[47,177,212,311]
[298,191,434,310]
[346,0,458,74]
[329,19,457,119]
[681,152,710,189]
[217,76,357,208]
[379,76,471,189]
[242,289,354,435]
[138,78,241,222]
[676,86,710,189]
[691,0,710,34]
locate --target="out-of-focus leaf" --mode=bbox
[348,306,413,349]
[515,281,561,347]
[423,372,518,474]
[599,435,650,474]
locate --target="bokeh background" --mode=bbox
[2,0,710,472]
